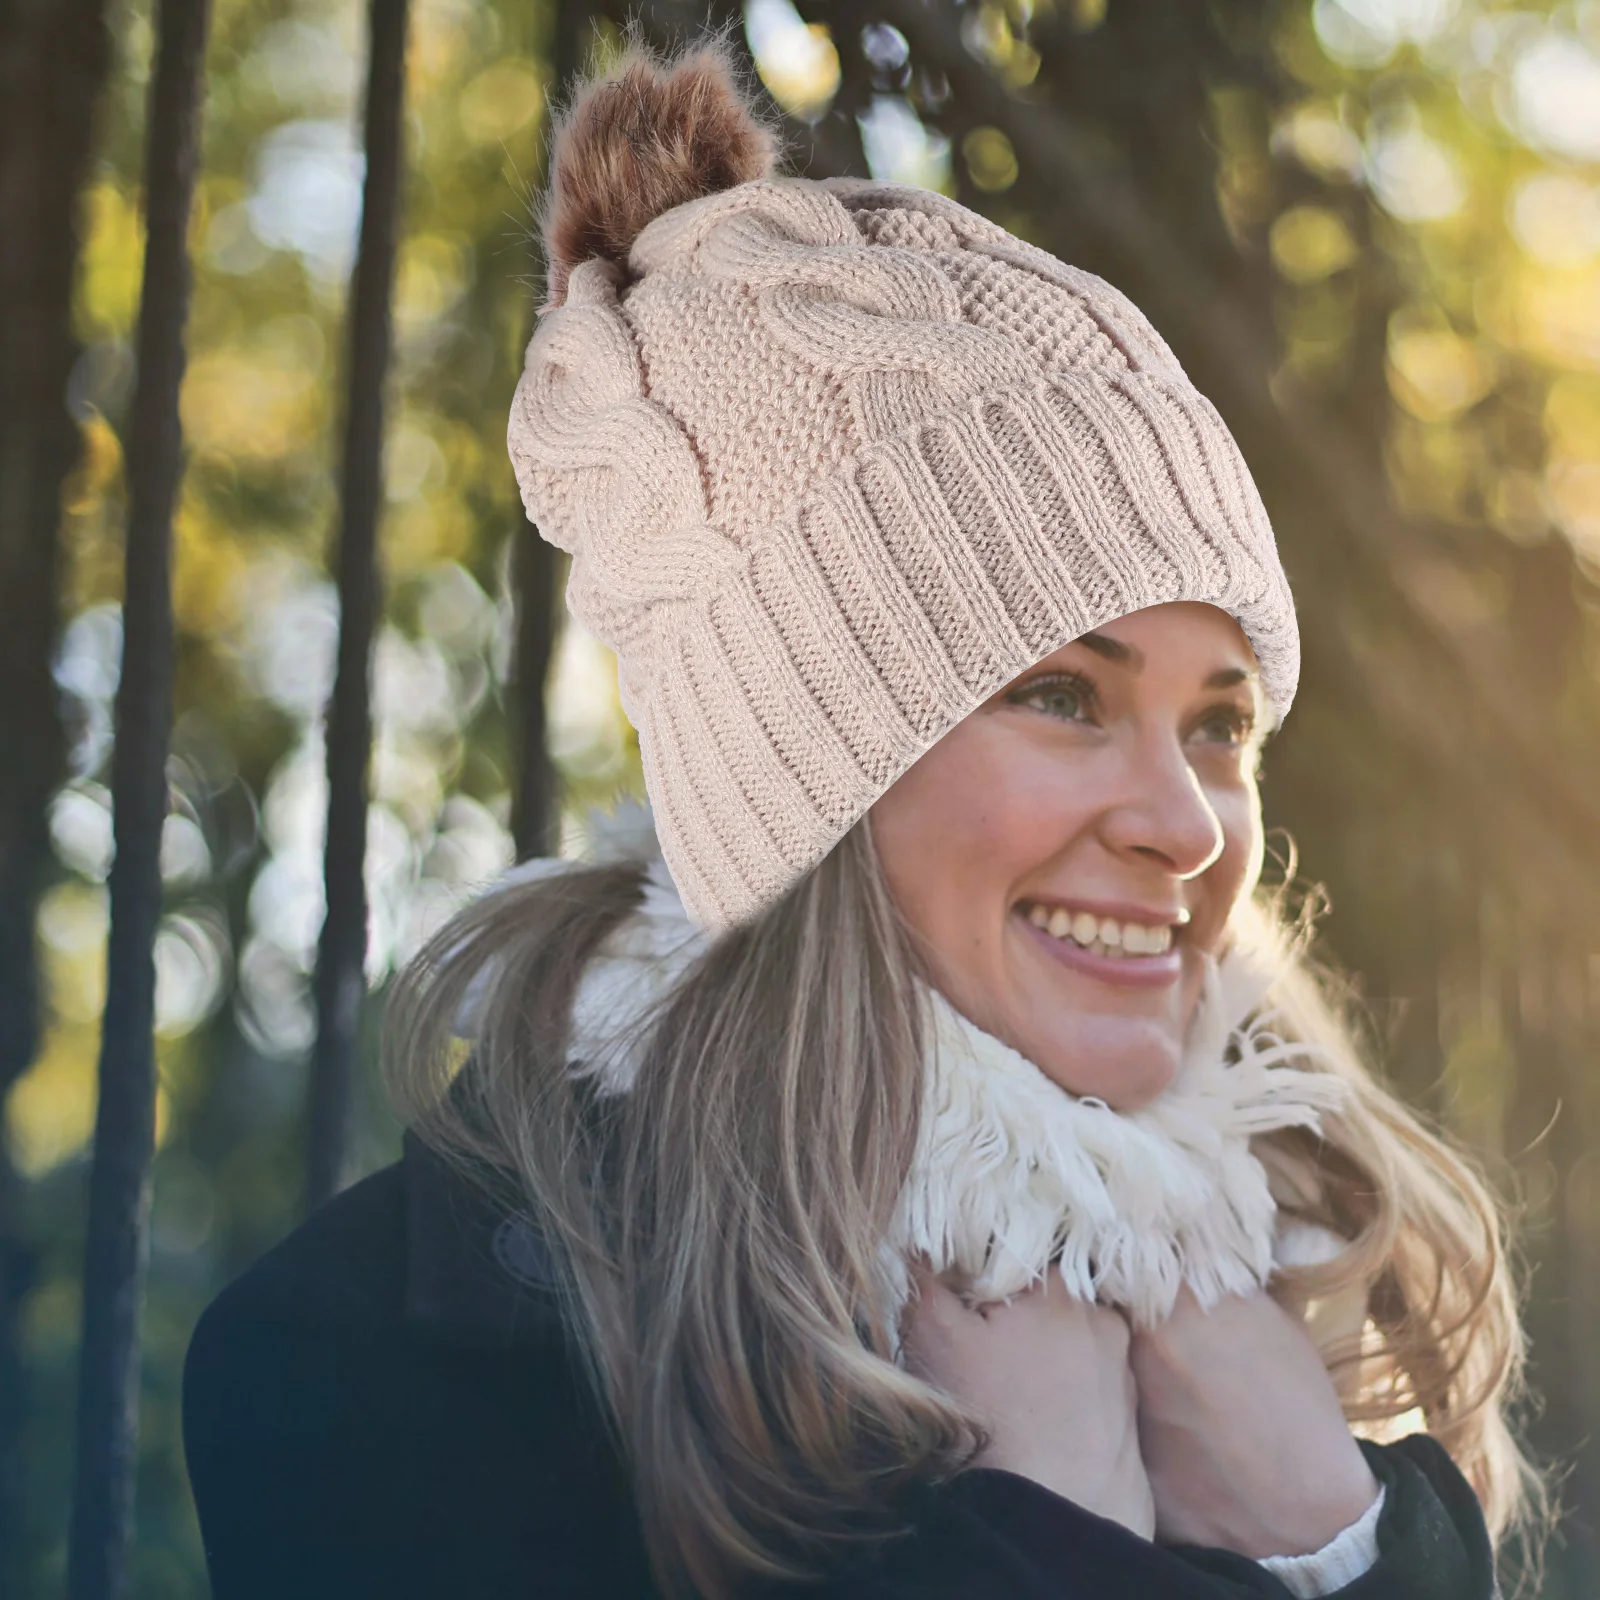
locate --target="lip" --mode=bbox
[1014,907,1184,990]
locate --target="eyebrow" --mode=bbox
[1075,630,1259,692]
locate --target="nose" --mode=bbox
[1098,727,1225,878]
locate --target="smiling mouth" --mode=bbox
[1011,902,1186,989]
[1014,899,1183,960]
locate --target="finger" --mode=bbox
[1094,1309,1135,1364]
[903,1272,978,1344]
[931,1276,986,1325]
[1006,1273,1098,1322]
[901,1279,985,1380]
[1167,1283,1203,1319]
[907,1259,976,1307]
[1096,1297,1136,1329]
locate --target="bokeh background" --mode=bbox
[3,0,1600,1594]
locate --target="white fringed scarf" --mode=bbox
[499,799,1352,1332]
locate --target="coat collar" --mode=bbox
[400,1127,564,1348]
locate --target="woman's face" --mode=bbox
[868,601,1270,1111]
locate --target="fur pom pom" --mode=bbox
[539,39,780,308]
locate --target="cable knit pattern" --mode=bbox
[508,175,1300,932]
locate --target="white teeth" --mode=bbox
[1022,903,1175,958]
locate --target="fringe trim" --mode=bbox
[891,940,1347,1329]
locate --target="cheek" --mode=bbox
[1203,777,1264,925]
[871,731,1065,938]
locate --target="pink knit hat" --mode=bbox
[508,46,1299,935]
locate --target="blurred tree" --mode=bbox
[304,0,411,1215]
[0,0,116,1582]
[66,0,211,1590]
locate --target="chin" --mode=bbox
[1034,1046,1181,1111]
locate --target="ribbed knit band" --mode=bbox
[508,176,1299,933]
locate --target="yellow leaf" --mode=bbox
[458,60,546,147]
[1387,317,1495,421]
[1270,204,1359,284]
[7,1023,99,1178]
[74,181,146,340]
[962,127,1020,194]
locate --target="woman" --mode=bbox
[183,39,1542,1600]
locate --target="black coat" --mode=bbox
[182,1131,1497,1599]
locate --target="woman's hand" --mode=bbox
[1128,1286,1380,1558]
[900,1266,1155,1539]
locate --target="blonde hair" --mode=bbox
[382,814,1546,1598]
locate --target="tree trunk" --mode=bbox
[65,0,210,1591]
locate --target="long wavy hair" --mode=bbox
[381,809,1547,1598]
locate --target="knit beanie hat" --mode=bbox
[507,42,1300,935]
